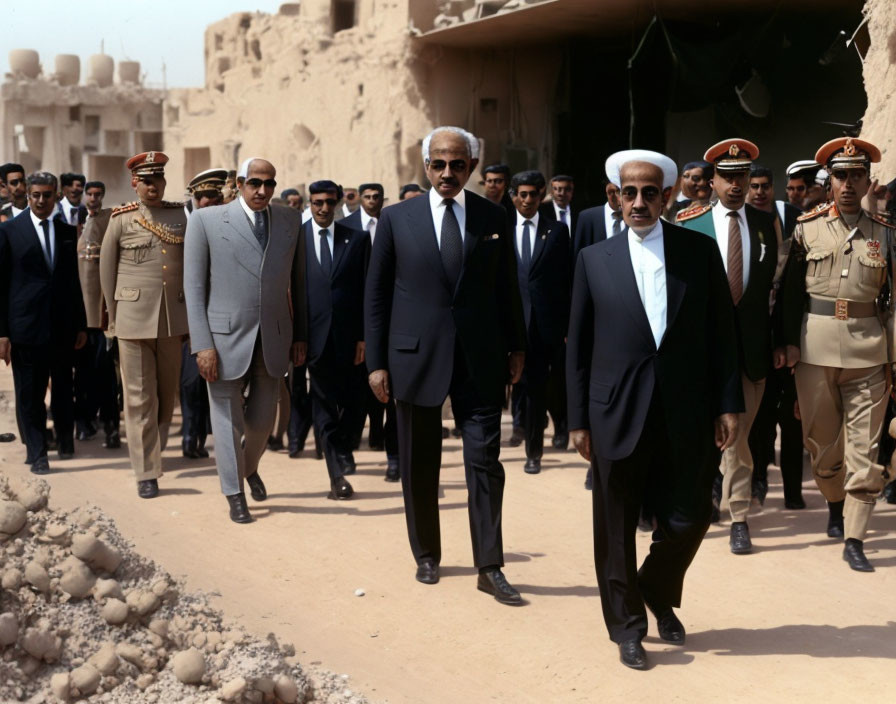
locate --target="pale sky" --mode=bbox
[0,0,283,88]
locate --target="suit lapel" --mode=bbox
[462,191,481,265]
[19,217,52,274]
[406,194,450,290]
[331,223,349,276]
[601,232,656,350]
[530,216,549,271]
[223,199,264,255]
[741,206,764,298]
[661,222,687,343]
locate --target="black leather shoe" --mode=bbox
[729,522,752,554]
[104,430,121,449]
[751,478,768,506]
[267,435,284,452]
[76,428,96,442]
[441,426,450,439]
[368,441,385,452]
[653,607,685,644]
[508,426,524,447]
[451,426,462,438]
[384,459,400,482]
[843,539,874,572]
[226,492,253,523]
[30,456,50,475]
[618,639,648,670]
[182,437,201,459]
[288,447,302,459]
[246,472,267,501]
[827,500,845,538]
[884,481,896,505]
[328,476,354,500]
[137,479,159,499]
[196,443,209,458]
[337,453,357,475]
[584,466,593,490]
[784,497,806,509]
[58,447,74,460]
[477,568,522,606]
[415,560,439,584]
[552,432,569,450]
[524,458,541,474]
[0,432,15,442]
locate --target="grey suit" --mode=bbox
[184,198,307,495]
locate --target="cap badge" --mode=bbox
[844,138,856,157]
[728,144,739,157]
[146,151,156,163]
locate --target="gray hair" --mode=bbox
[26,171,58,190]
[422,126,480,163]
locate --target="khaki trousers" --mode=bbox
[721,374,765,522]
[794,362,888,541]
[118,336,182,481]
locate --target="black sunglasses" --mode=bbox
[428,159,468,172]
[310,198,338,207]
[245,178,277,188]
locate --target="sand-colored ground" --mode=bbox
[1,367,894,703]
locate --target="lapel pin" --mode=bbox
[759,243,766,262]
[344,239,349,243]
[541,233,546,240]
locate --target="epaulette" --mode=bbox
[796,201,834,222]
[111,202,139,217]
[675,203,712,223]
[162,200,186,209]
[867,211,893,228]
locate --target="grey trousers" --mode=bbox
[207,337,279,496]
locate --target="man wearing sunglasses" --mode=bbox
[185,157,307,523]
[100,151,190,500]
[780,137,895,572]
[0,163,28,222]
[567,150,741,670]
[0,171,88,474]
[365,126,527,605]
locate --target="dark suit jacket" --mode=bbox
[539,202,579,234]
[365,189,526,408]
[0,211,87,345]
[304,219,370,366]
[572,205,610,261]
[338,207,363,230]
[54,201,88,227]
[566,221,742,465]
[514,214,570,346]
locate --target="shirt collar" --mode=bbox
[429,187,466,211]
[713,200,746,221]
[360,209,375,230]
[30,209,52,231]
[239,196,268,222]
[312,218,334,238]
[628,219,663,244]
[515,210,539,229]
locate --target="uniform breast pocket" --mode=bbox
[805,249,834,279]
[857,254,887,288]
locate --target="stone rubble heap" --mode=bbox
[0,473,368,704]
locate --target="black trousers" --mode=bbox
[11,340,76,462]
[515,329,552,460]
[749,366,804,503]
[309,358,366,481]
[180,341,210,446]
[288,363,314,452]
[396,351,505,569]
[592,395,714,643]
[545,340,567,436]
[73,330,119,433]
[362,386,399,458]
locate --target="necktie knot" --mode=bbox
[40,220,49,233]
[319,228,329,237]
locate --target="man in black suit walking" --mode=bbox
[509,170,570,474]
[304,180,370,499]
[567,150,741,669]
[573,180,624,261]
[365,126,527,605]
[0,172,87,473]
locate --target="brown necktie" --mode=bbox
[727,211,743,305]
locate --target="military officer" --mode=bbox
[676,139,779,555]
[99,151,189,499]
[77,182,121,449]
[180,168,227,459]
[780,136,894,572]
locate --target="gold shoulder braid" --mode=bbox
[135,216,185,244]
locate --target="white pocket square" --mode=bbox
[760,243,766,262]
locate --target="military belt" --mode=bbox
[807,296,877,320]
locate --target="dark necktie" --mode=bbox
[520,219,532,274]
[612,211,623,238]
[253,209,268,251]
[440,198,463,288]
[727,211,744,305]
[559,209,568,225]
[319,228,332,277]
[39,220,52,268]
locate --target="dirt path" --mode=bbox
[1,367,894,703]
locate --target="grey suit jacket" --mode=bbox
[184,198,307,380]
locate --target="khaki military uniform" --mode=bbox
[783,202,894,540]
[78,209,112,329]
[99,200,188,481]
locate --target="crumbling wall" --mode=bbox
[860,0,896,179]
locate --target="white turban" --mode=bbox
[605,150,678,189]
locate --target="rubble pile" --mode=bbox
[0,474,368,704]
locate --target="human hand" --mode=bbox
[714,413,739,451]
[196,348,219,383]
[369,369,390,403]
[508,351,525,384]
[354,341,366,366]
[291,341,307,366]
[570,429,591,462]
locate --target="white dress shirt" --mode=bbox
[515,210,539,259]
[10,205,24,218]
[30,210,55,265]
[627,220,666,348]
[301,206,312,224]
[311,218,335,265]
[360,209,377,243]
[428,187,467,249]
[604,205,625,238]
[554,202,572,230]
[711,201,751,288]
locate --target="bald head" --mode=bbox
[238,159,277,211]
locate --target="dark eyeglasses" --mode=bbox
[310,198,338,207]
[245,178,277,189]
[428,159,468,172]
[7,178,24,186]
[831,169,866,182]
[749,182,772,191]
[620,186,661,202]
[515,190,540,200]
[28,191,56,201]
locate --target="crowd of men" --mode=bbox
[1,125,895,671]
